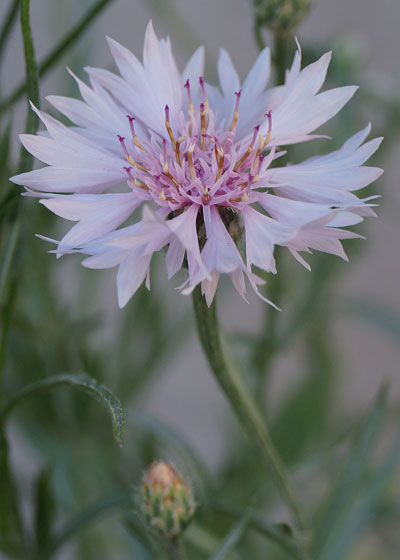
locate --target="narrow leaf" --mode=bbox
[209,508,251,560]
[313,385,388,553]
[0,373,125,445]
[34,467,55,556]
[0,0,115,115]
[0,431,24,555]
[318,438,400,560]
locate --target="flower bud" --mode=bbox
[139,461,196,539]
[253,0,312,32]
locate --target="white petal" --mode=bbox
[117,249,152,307]
[11,166,126,193]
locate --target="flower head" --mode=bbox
[11,22,383,307]
[138,461,196,538]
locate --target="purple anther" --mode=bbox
[123,166,134,179]
[199,77,207,101]
[255,154,264,176]
[234,90,242,111]
[117,135,129,156]
[265,110,272,133]
[250,125,260,146]
[126,115,136,136]
[184,79,193,106]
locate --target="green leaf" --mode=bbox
[0,0,19,59]
[271,322,335,465]
[0,431,24,555]
[0,0,115,115]
[213,503,305,559]
[342,298,400,343]
[312,385,388,555]
[209,513,250,560]
[0,373,125,445]
[49,493,132,554]
[33,467,55,557]
[318,438,400,560]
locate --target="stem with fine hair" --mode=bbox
[192,287,305,531]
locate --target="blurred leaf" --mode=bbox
[0,0,19,61]
[271,322,335,465]
[313,385,388,555]
[49,493,131,555]
[0,373,125,445]
[0,431,24,556]
[318,438,400,560]
[0,0,116,115]
[213,502,305,559]
[342,298,400,343]
[209,507,251,560]
[34,467,55,558]
[130,415,211,500]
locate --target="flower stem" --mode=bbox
[192,287,305,531]
[164,539,185,560]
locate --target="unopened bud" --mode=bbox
[253,0,312,32]
[139,461,196,539]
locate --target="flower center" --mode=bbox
[118,78,272,211]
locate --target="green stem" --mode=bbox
[273,30,291,85]
[0,0,115,116]
[165,538,184,560]
[19,0,40,171]
[253,20,266,51]
[192,287,305,531]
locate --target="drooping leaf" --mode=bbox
[0,373,125,445]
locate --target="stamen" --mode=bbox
[184,79,194,114]
[175,136,184,166]
[163,170,181,189]
[123,166,134,180]
[117,135,129,158]
[124,167,149,190]
[184,79,195,136]
[162,138,168,173]
[200,103,207,150]
[203,185,210,203]
[187,143,197,179]
[214,137,225,180]
[126,115,145,151]
[229,90,241,132]
[159,190,167,200]
[253,154,264,183]
[199,77,210,127]
[264,110,272,145]
[164,105,176,149]
[233,125,259,172]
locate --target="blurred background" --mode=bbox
[0,0,399,559]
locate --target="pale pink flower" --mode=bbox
[11,22,382,307]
